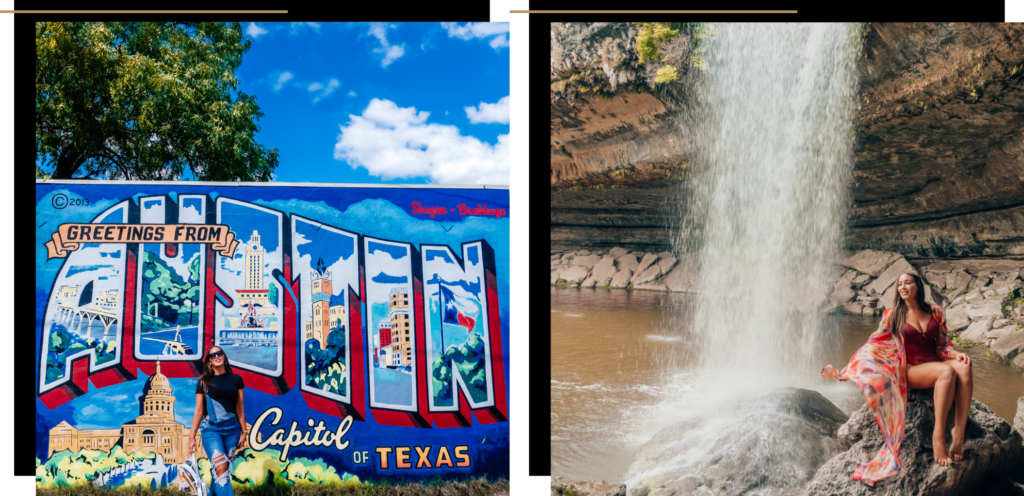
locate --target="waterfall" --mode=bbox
[626,22,860,490]
[677,22,859,392]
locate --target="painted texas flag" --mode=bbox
[440,285,476,332]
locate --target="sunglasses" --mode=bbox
[208,351,225,358]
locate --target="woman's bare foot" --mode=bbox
[949,431,964,462]
[933,433,952,466]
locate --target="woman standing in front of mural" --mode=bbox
[188,346,248,495]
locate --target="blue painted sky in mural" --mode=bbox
[181,197,203,217]
[65,264,114,278]
[70,374,199,429]
[221,201,280,252]
[371,271,408,284]
[295,218,355,269]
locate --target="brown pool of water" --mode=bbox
[551,286,1024,484]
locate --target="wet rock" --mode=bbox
[660,265,695,293]
[657,256,678,273]
[635,265,663,285]
[879,284,899,310]
[617,254,640,273]
[591,259,618,287]
[804,390,1024,496]
[579,278,597,289]
[990,330,1024,362]
[833,283,857,305]
[561,266,591,284]
[958,318,994,344]
[844,303,864,315]
[610,269,633,289]
[552,269,564,284]
[633,254,659,281]
[852,273,872,287]
[630,388,848,496]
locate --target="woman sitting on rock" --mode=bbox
[822,271,973,485]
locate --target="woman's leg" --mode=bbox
[944,358,973,461]
[907,361,956,466]
[201,423,234,496]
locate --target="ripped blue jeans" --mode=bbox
[199,416,240,496]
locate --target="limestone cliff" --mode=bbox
[550,23,1024,257]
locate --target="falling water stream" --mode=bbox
[616,23,862,490]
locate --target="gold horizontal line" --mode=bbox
[0,10,289,13]
[509,10,798,13]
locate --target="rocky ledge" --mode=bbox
[553,246,1024,372]
[550,23,1024,256]
[618,389,1024,496]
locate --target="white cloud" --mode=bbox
[368,22,405,67]
[440,22,510,49]
[290,22,322,34]
[333,98,509,185]
[308,82,324,91]
[312,79,340,103]
[348,91,357,97]
[274,72,294,91]
[465,96,510,124]
[246,22,268,39]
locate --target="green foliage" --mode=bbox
[140,250,200,329]
[304,330,348,396]
[268,283,279,307]
[654,66,678,85]
[45,324,117,383]
[634,22,680,64]
[431,333,488,405]
[36,22,279,180]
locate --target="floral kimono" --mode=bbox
[821,304,954,486]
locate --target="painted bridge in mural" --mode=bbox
[54,303,119,336]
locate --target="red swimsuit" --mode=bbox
[904,318,943,365]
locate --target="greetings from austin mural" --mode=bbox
[35,182,510,489]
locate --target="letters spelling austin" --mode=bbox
[250,407,471,468]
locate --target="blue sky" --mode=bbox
[228,22,509,185]
[37,22,510,186]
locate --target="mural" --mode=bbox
[35,182,510,489]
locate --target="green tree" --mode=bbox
[268,282,278,307]
[36,22,279,180]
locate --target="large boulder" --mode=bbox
[573,254,603,269]
[609,269,633,289]
[560,266,591,284]
[661,265,695,293]
[945,305,971,332]
[591,258,619,287]
[990,330,1024,362]
[617,254,640,273]
[958,318,994,344]
[629,388,849,496]
[967,299,1005,320]
[803,390,1024,496]
[632,254,660,281]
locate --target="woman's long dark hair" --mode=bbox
[886,271,932,347]
[198,347,233,393]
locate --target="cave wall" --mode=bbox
[550,22,1024,257]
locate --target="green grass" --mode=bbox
[37,478,509,496]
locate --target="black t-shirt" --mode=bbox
[197,373,244,419]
